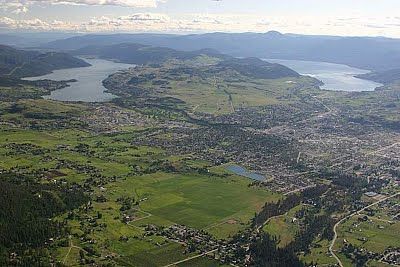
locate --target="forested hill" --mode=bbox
[356,68,400,85]
[74,43,300,79]
[0,45,90,78]
[73,43,228,65]
[43,31,400,71]
[217,57,299,79]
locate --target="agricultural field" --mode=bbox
[103,57,322,117]
[0,110,281,266]
[162,76,318,115]
[262,204,304,248]
[1,45,400,267]
[333,195,400,266]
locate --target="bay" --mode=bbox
[24,58,133,102]
[267,59,383,92]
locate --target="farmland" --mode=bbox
[0,114,280,266]
[0,50,399,266]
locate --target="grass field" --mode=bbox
[300,239,337,266]
[163,76,319,115]
[332,196,400,266]
[70,171,279,266]
[109,172,279,230]
[0,126,281,266]
[336,215,400,253]
[262,204,304,247]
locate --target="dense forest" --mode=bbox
[0,172,87,265]
[250,233,304,267]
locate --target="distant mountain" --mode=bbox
[0,45,90,78]
[43,31,400,71]
[73,43,299,79]
[0,32,81,48]
[73,43,228,64]
[217,57,299,79]
[356,68,400,85]
[45,33,179,50]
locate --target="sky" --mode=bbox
[0,0,400,37]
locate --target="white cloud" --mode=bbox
[41,0,167,7]
[0,17,47,29]
[0,2,28,14]
[1,13,399,38]
[0,16,78,31]
[0,0,167,13]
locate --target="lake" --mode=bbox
[226,165,265,182]
[24,58,133,102]
[266,59,383,92]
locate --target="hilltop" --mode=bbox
[0,45,90,78]
[43,31,400,71]
[73,43,299,80]
[73,43,227,65]
[357,68,400,85]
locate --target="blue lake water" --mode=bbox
[226,165,265,181]
[266,59,383,92]
[23,58,133,102]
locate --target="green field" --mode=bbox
[114,172,278,228]
[336,215,400,253]
[0,124,281,266]
[262,204,305,247]
[156,76,320,115]
[332,195,400,266]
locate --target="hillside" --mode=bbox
[74,43,299,80]
[0,33,80,48]
[217,57,299,79]
[0,45,90,78]
[44,31,400,71]
[73,43,227,65]
[356,68,400,85]
[1,36,399,267]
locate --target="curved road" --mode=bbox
[163,249,218,267]
[329,192,400,267]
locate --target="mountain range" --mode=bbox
[0,45,90,78]
[73,43,300,79]
[42,31,400,71]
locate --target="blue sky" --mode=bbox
[0,0,399,37]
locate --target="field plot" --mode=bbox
[59,172,279,266]
[300,239,338,266]
[109,172,280,230]
[262,204,307,247]
[0,126,282,266]
[334,195,400,266]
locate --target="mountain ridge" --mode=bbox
[72,42,300,79]
[0,44,90,78]
[42,31,400,71]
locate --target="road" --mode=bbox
[63,236,89,264]
[296,151,302,164]
[8,61,28,76]
[283,184,316,196]
[329,192,400,267]
[163,249,218,267]
[379,252,400,266]
[365,142,400,156]
[328,140,400,170]
[127,209,152,230]
[7,52,55,76]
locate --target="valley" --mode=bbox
[0,43,399,267]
